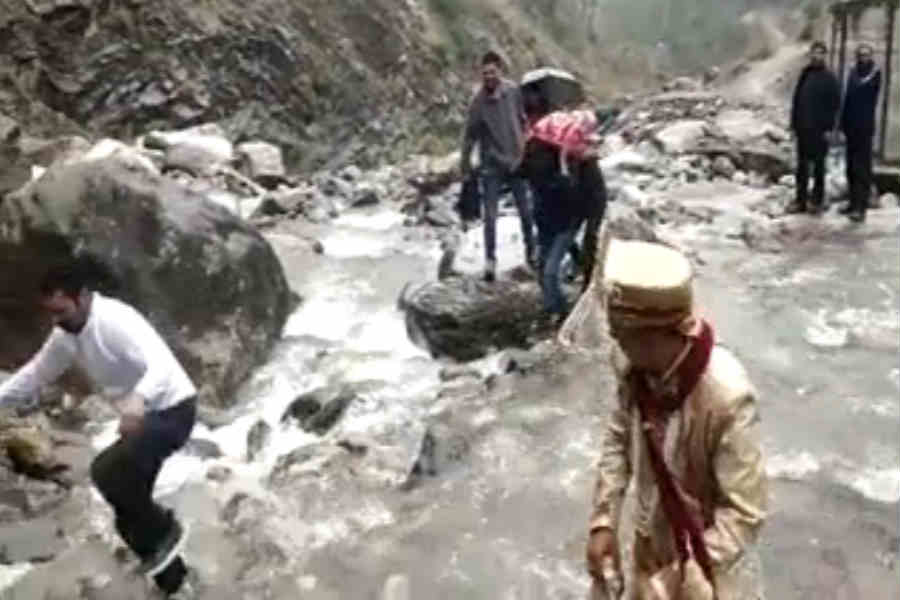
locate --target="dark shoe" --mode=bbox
[807,203,824,216]
[155,558,188,596]
[838,202,853,215]
[142,517,188,577]
[848,211,865,223]
[483,259,496,283]
[525,247,539,271]
[785,201,806,215]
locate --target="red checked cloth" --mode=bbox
[527,110,598,159]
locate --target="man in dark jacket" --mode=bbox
[519,135,607,325]
[840,43,882,223]
[461,51,536,282]
[788,41,841,215]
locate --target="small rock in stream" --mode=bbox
[381,574,411,600]
[246,420,272,462]
[282,385,357,435]
[438,365,481,382]
[182,438,223,460]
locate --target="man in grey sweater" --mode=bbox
[461,50,536,282]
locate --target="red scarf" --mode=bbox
[633,320,717,595]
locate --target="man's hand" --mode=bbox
[586,528,620,578]
[117,393,145,437]
[587,528,624,598]
[118,413,143,436]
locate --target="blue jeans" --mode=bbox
[481,172,535,262]
[541,226,578,315]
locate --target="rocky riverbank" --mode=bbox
[0,70,898,598]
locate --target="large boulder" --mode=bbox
[685,140,792,181]
[653,120,708,154]
[399,276,544,361]
[0,156,294,409]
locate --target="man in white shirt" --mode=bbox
[0,260,197,596]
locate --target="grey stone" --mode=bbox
[0,518,64,563]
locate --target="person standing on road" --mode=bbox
[0,260,197,597]
[788,41,841,216]
[461,50,536,282]
[840,43,882,223]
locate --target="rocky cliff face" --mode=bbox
[0,0,609,182]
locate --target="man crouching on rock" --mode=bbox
[585,241,767,599]
[0,260,196,597]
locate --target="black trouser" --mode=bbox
[845,133,874,215]
[91,398,196,588]
[795,132,828,207]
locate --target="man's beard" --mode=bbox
[58,316,87,334]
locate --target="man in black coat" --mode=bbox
[788,41,841,215]
[840,43,882,223]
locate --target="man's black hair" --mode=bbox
[811,40,827,53]
[40,255,116,298]
[481,51,504,68]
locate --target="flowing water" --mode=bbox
[1,185,898,599]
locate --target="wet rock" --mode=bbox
[703,66,721,86]
[654,120,708,154]
[437,246,458,280]
[150,124,234,177]
[0,114,20,145]
[282,385,356,435]
[882,193,899,208]
[616,184,650,208]
[599,150,654,174]
[336,437,368,456]
[424,204,458,228]
[222,492,268,531]
[23,0,91,16]
[407,151,460,195]
[0,155,294,409]
[606,203,659,243]
[1,426,69,482]
[399,276,544,361]
[0,518,64,563]
[320,175,354,200]
[18,135,92,169]
[236,141,286,189]
[403,423,470,487]
[687,140,792,181]
[267,443,353,485]
[827,174,848,201]
[499,348,543,374]
[206,465,232,482]
[732,171,749,185]
[350,183,380,208]
[715,109,778,144]
[713,156,737,179]
[250,194,289,218]
[246,420,272,462]
[164,141,232,177]
[438,365,481,382]
[339,165,363,182]
[182,438,223,460]
[381,574,411,600]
